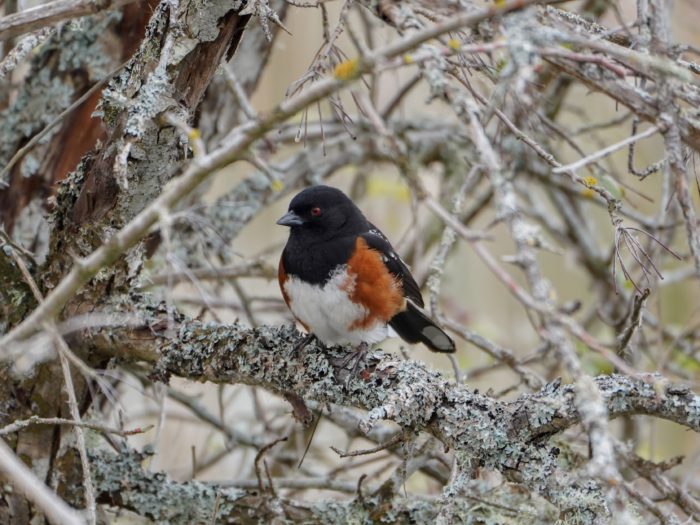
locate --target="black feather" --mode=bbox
[361,225,424,307]
[389,302,455,353]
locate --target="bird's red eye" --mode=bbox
[311,207,321,217]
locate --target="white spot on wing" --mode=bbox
[368,228,408,267]
[421,326,453,351]
[368,228,387,241]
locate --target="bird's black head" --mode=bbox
[277,186,367,241]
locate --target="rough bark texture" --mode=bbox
[0,0,255,521]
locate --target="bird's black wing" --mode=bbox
[361,223,424,308]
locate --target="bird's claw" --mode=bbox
[292,333,316,356]
[341,342,370,387]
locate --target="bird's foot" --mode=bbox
[341,342,370,386]
[292,333,316,356]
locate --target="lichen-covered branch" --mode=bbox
[80,315,700,520]
[98,320,700,442]
[75,448,547,525]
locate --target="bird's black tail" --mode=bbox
[389,302,455,353]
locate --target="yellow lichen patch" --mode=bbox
[188,128,201,141]
[495,58,508,73]
[447,38,461,51]
[583,175,598,187]
[582,188,595,198]
[403,54,414,64]
[334,58,359,80]
[271,179,284,192]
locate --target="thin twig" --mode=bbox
[0,440,82,525]
[254,436,288,494]
[552,125,660,174]
[0,416,153,437]
[8,248,97,524]
[222,64,258,121]
[330,432,403,458]
[52,332,97,524]
[0,0,140,41]
[616,288,651,355]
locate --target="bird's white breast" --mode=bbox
[284,266,389,347]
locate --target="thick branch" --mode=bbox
[92,319,700,455]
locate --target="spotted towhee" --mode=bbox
[277,185,455,354]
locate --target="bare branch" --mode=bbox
[0,0,140,41]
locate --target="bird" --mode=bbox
[276,185,455,358]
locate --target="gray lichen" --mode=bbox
[86,447,559,524]
[0,13,117,174]
[89,449,247,523]
[87,317,700,523]
[186,0,245,41]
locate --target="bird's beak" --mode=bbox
[276,210,304,227]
